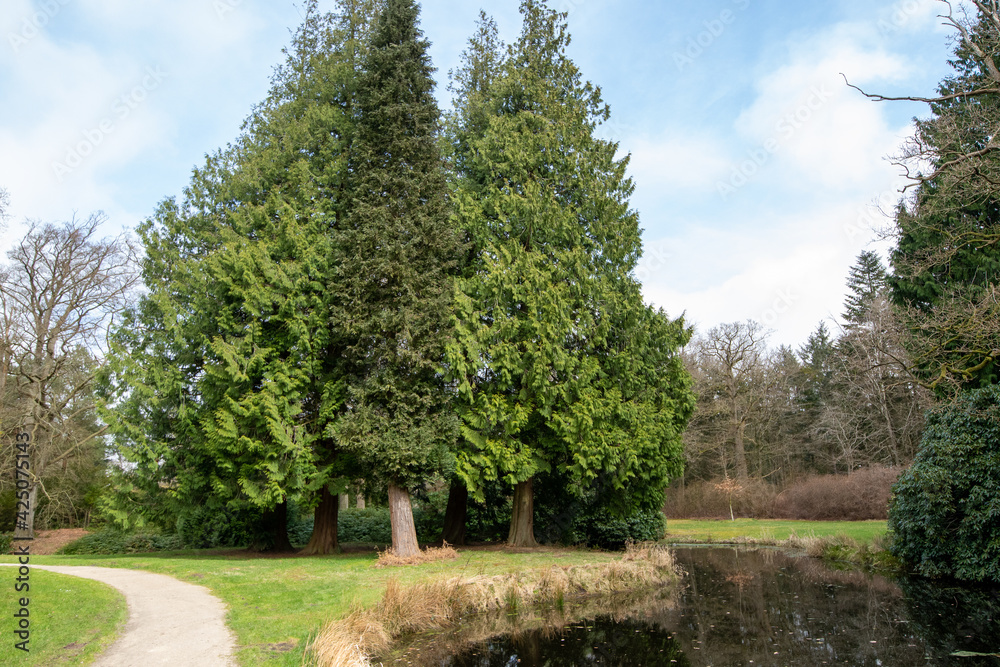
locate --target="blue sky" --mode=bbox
[0,0,959,347]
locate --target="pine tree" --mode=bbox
[842,251,888,327]
[446,1,693,546]
[331,0,461,558]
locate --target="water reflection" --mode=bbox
[385,547,1000,666]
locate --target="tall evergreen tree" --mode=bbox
[842,251,888,327]
[439,12,507,546]
[446,0,693,547]
[330,0,460,558]
[101,1,377,552]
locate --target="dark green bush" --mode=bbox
[0,532,12,554]
[58,529,184,555]
[889,384,1000,583]
[337,507,392,543]
[176,504,264,549]
[574,508,667,550]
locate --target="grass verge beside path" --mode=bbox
[664,518,888,545]
[1,546,621,667]
[0,569,126,665]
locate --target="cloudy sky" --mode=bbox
[0,0,959,347]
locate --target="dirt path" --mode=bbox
[2,564,236,666]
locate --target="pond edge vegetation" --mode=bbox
[307,543,680,667]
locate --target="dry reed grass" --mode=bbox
[374,543,459,568]
[307,543,679,667]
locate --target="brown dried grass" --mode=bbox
[307,543,679,667]
[373,543,459,568]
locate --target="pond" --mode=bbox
[384,547,1000,666]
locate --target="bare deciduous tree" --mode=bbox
[817,296,931,472]
[1,214,139,537]
[685,321,781,481]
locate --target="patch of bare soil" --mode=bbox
[26,528,90,555]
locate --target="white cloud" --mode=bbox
[626,131,732,193]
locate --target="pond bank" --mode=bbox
[307,543,681,667]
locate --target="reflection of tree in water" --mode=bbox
[444,616,690,666]
[898,576,1000,666]
[414,547,999,666]
[660,548,929,666]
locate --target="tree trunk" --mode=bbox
[301,486,339,556]
[388,483,420,558]
[441,478,468,546]
[507,478,538,547]
[251,500,295,552]
[356,493,365,509]
[339,493,349,510]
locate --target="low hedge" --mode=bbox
[58,529,184,555]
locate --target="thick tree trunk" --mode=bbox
[507,478,538,547]
[251,500,295,552]
[441,477,468,546]
[339,493,349,510]
[356,493,365,509]
[388,483,420,558]
[301,486,339,556]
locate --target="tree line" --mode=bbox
[1,0,694,556]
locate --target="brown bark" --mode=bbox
[441,478,468,546]
[388,483,420,558]
[300,486,339,556]
[507,478,538,547]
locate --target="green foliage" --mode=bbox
[445,0,693,519]
[331,0,460,491]
[337,507,392,544]
[175,504,267,549]
[574,509,667,550]
[58,529,184,555]
[0,532,11,554]
[842,251,888,326]
[888,384,1000,582]
[100,1,379,528]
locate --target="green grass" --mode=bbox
[0,568,126,665]
[0,546,619,666]
[663,519,888,544]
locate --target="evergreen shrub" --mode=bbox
[58,529,184,555]
[889,385,1000,582]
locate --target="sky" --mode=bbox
[0,0,961,348]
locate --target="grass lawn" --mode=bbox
[664,518,888,544]
[0,568,126,666]
[1,546,620,666]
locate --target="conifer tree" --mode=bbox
[101,1,377,552]
[842,251,888,327]
[439,11,506,546]
[331,0,460,558]
[446,0,693,547]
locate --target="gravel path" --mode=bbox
[2,564,237,666]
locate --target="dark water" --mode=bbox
[420,548,1000,667]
